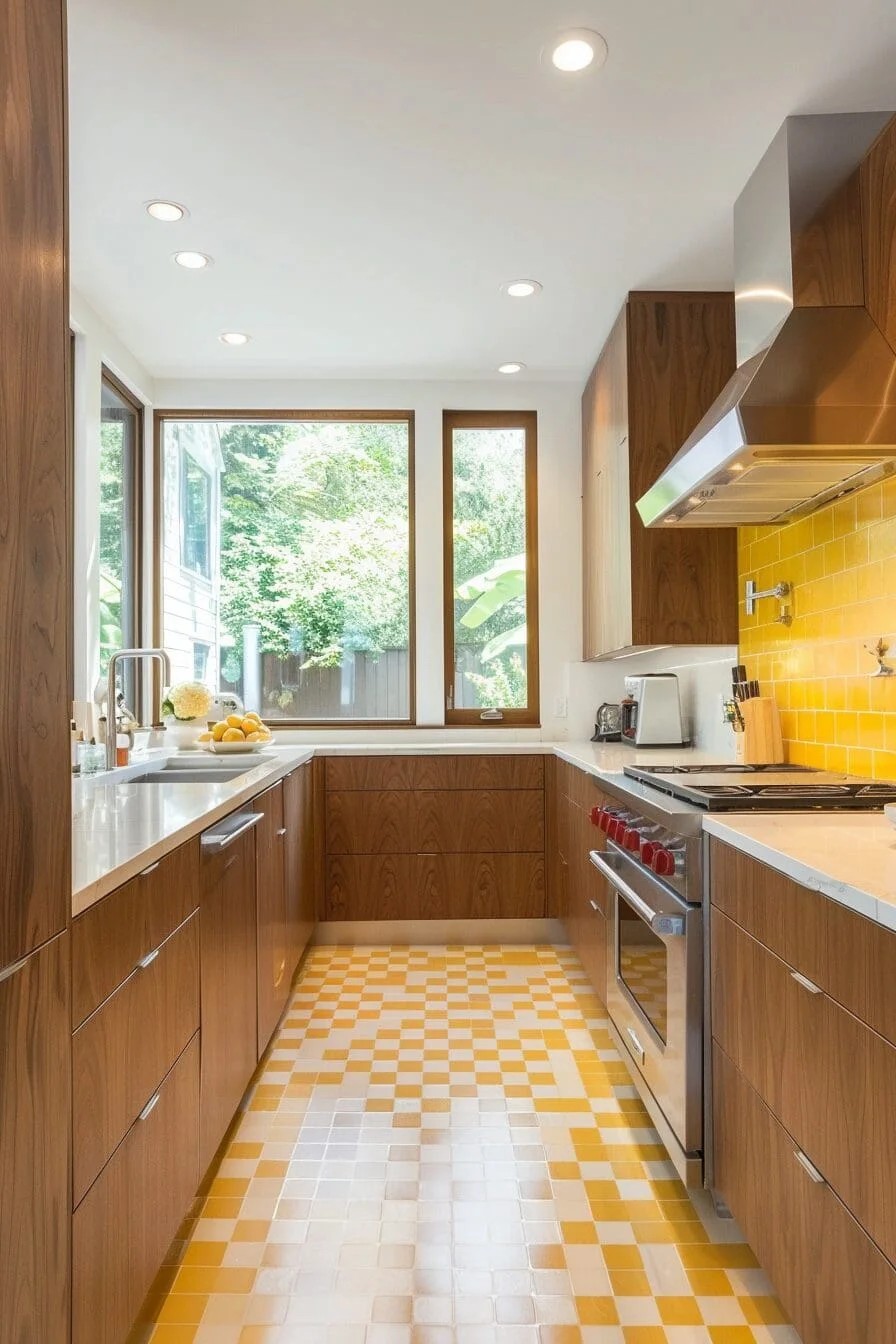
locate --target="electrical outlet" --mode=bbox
[554,696,568,719]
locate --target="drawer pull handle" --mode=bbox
[277,827,288,837]
[201,811,263,850]
[589,899,599,912]
[140,861,161,878]
[625,1026,646,1066]
[794,1148,826,1184]
[790,971,822,995]
[138,1091,161,1122]
[136,947,160,971]
[274,959,286,988]
[0,956,28,986]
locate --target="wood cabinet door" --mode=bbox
[0,933,70,1344]
[254,782,289,1057]
[200,824,258,1173]
[713,1043,896,1344]
[0,0,70,971]
[283,764,315,978]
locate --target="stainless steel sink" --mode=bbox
[134,768,253,784]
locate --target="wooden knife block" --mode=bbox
[739,696,785,765]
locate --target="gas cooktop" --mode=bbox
[623,763,896,812]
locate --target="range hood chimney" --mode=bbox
[636,112,896,528]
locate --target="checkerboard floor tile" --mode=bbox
[134,945,801,1344]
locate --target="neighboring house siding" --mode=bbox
[161,422,223,689]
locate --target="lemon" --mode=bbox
[245,730,263,742]
[226,714,244,729]
[211,721,228,741]
[222,726,245,742]
[243,711,261,724]
[198,731,213,743]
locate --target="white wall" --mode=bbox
[70,289,156,705]
[154,377,584,738]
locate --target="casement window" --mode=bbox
[99,370,143,698]
[156,411,415,724]
[442,410,539,725]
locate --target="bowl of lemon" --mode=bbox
[199,712,274,754]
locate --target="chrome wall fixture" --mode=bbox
[744,579,792,625]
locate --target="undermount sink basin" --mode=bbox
[134,768,254,784]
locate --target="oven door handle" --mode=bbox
[589,850,686,937]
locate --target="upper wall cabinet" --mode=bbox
[582,292,739,659]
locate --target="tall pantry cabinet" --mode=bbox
[0,0,72,1341]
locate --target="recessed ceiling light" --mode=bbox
[219,331,250,346]
[173,250,212,270]
[503,280,542,299]
[498,362,525,375]
[146,199,187,222]
[551,29,608,73]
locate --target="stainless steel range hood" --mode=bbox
[636,112,896,528]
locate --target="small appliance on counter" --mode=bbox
[591,702,622,742]
[620,673,687,747]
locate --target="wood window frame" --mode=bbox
[442,409,540,727]
[153,409,417,728]
[100,366,145,710]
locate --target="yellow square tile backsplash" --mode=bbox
[739,478,896,779]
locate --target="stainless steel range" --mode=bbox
[589,763,896,1187]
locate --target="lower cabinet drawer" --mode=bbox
[73,912,200,1205]
[713,1043,896,1344]
[325,852,545,920]
[72,1033,200,1344]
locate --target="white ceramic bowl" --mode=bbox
[203,740,272,755]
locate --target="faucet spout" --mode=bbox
[106,647,173,769]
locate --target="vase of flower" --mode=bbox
[161,681,214,751]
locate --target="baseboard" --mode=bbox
[312,917,568,946]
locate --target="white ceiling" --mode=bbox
[68,0,896,382]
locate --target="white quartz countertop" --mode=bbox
[703,813,896,933]
[72,738,722,917]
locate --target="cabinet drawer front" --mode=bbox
[72,1035,200,1344]
[325,853,545,921]
[72,838,199,1026]
[325,754,544,792]
[713,1044,896,1344]
[712,909,896,1268]
[327,789,544,854]
[710,838,896,1047]
[73,912,200,1205]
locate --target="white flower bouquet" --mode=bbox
[162,681,213,722]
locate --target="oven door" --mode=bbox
[590,843,703,1159]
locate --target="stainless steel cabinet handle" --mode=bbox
[136,947,160,971]
[794,1148,825,1184]
[140,861,161,878]
[589,849,686,937]
[626,1026,646,1066]
[0,956,28,986]
[589,899,599,912]
[201,811,264,850]
[138,1091,161,1122]
[790,970,822,995]
[277,828,288,837]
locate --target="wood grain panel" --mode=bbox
[565,801,609,1005]
[71,838,199,1027]
[325,853,545,921]
[626,294,739,647]
[254,782,289,1058]
[710,838,896,1047]
[861,115,896,352]
[0,933,70,1344]
[713,1043,896,1344]
[791,172,865,306]
[326,789,544,855]
[325,753,544,792]
[73,913,200,1206]
[72,1035,200,1344]
[283,763,315,978]
[200,826,258,1174]
[0,0,70,970]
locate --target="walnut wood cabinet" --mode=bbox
[553,759,611,1006]
[0,934,71,1344]
[254,781,290,1056]
[582,292,738,658]
[283,762,315,978]
[710,838,896,1343]
[199,814,259,1173]
[323,755,546,922]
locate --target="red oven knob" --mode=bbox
[589,805,603,827]
[621,827,642,854]
[640,840,657,865]
[651,846,675,877]
[597,808,614,834]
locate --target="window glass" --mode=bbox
[444,412,538,724]
[99,373,141,687]
[159,416,413,722]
